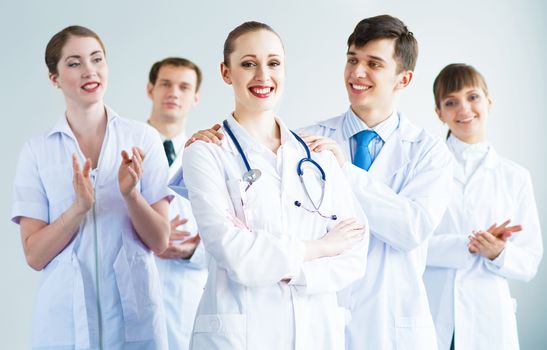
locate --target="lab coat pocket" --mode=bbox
[395,316,437,350]
[32,256,76,347]
[113,244,164,342]
[41,164,74,221]
[191,314,246,349]
[502,298,519,348]
[226,179,249,226]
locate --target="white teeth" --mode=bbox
[457,117,475,123]
[253,87,271,94]
[82,83,99,90]
[352,84,369,91]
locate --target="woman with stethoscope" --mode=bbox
[180,21,369,349]
[11,26,172,349]
[423,63,543,350]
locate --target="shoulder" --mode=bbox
[297,114,345,136]
[495,152,532,183]
[398,114,451,162]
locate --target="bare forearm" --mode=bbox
[22,204,87,270]
[124,192,169,254]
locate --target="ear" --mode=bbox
[220,62,232,85]
[146,82,154,99]
[487,96,493,112]
[435,106,444,123]
[193,91,200,106]
[396,70,413,90]
[49,72,59,88]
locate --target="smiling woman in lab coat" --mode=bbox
[181,21,369,350]
[423,63,543,350]
[11,26,172,349]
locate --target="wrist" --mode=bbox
[122,188,139,201]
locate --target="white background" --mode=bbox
[1,0,545,348]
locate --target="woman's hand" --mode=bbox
[468,230,506,260]
[299,134,347,167]
[118,147,145,198]
[185,123,224,147]
[72,153,94,213]
[305,219,365,261]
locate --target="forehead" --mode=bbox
[157,65,197,84]
[232,30,284,57]
[444,86,484,97]
[348,38,396,61]
[61,36,103,57]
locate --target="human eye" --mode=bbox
[241,61,256,68]
[347,57,358,65]
[269,60,281,68]
[443,99,457,108]
[67,60,80,68]
[469,94,480,102]
[93,56,103,63]
[368,61,381,69]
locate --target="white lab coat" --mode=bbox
[11,107,171,349]
[423,139,543,350]
[155,135,208,350]
[301,110,453,350]
[181,115,369,350]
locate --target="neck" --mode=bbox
[65,101,107,137]
[148,114,186,139]
[455,133,487,145]
[233,107,280,151]
[351,103,395,128]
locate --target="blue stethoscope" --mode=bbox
[223,119,337,221]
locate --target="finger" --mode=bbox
[498,219,511,229]
[300,135,323,144]
[170,231,192,240]
[486,223,497,232]
[506,224,523,233]
[308,139,336,151]
[171,216,189,228]
[82,158,92,178]
[333,218,358,230]
[72,153,81,173]
[120,150,131,163]
[127,165,139,181]
[133,147,145,161]
[131,153,143,178]
[480,231,497,244]
[185,137,197,148]
[200,130,223,144]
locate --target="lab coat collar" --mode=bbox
[47,105,119,139]
[223,114,299,154]
[367,112,423,180]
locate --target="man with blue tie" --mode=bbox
[146,57,208,350]
[300,15,453,350]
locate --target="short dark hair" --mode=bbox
[347,15,418,72]
[433,63,489,109]
[148,57,203,92]
[223,21,282,66]
[45,25,106,75]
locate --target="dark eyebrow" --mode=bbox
[64,50,103,62]
[346,51,386,63]
[239,54,281,60]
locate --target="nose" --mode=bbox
[167,85,180,98]
[350,63,367,79]
[254,65,270,82]
[81,62,97,78]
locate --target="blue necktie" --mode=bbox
[163,140,176,166]
[353,130,377,171]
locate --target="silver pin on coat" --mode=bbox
[243,169,261,184]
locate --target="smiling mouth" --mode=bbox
[350,83,371,92]
[81,82,100,92]
[457,116,476,124]
[163,102,180,108]
[249,86,274,98]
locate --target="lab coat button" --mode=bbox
[209,315,221,331]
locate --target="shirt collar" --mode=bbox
[157,130,187,155]
[447,134,490,162]
[47,105,118,139]
[342,106,399,142]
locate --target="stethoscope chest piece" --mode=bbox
[243,169,261,184]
